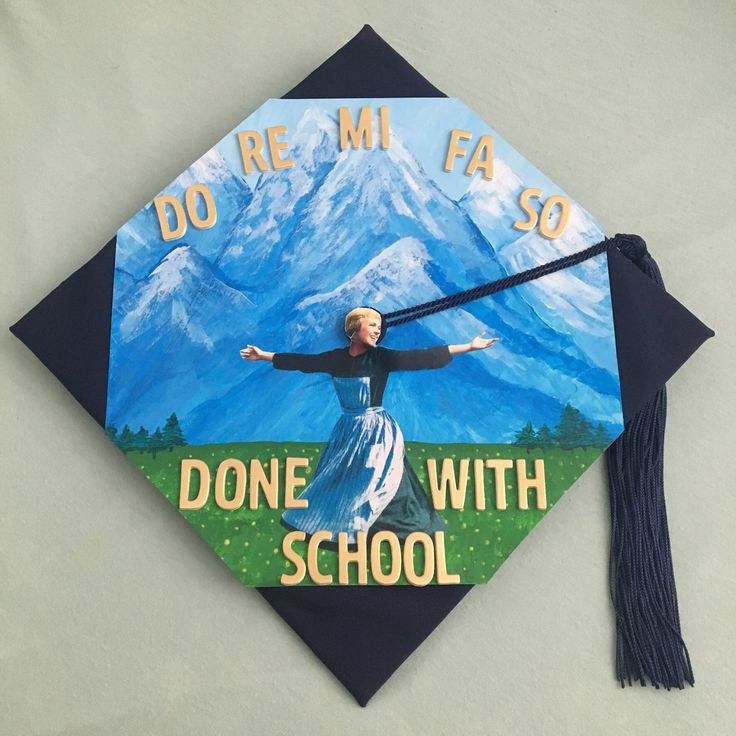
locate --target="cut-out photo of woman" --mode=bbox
[240,307,497,543]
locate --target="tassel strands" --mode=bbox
[606,234,695,689]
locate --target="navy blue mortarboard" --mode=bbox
[9,25,714,706]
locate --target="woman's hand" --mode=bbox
[240,344,274,362]
[469,333,498,351]
[448,332,498,355]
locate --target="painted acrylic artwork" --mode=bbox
[105,97,624,587]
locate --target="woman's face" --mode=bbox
[353,316,382,348]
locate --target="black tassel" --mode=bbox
[606,234,695,689]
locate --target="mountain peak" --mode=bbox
[464,157,523,199]
[294,106,340,139]
[156,243,201,268]
[138,244,204,296]
[298,236,433,310]
[174,147,244,189]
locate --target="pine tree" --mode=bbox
[118,424,134,454]
[578,418,593,447]
[514,421,537,453]
[592,422,610,447]
[162,413,187,451]
[149,427,165,459]
[133,426,150,453]
[555,404,586,450]
[105,425,118,443]
[536,424,554,450]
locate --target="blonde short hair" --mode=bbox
[344,307,382,339]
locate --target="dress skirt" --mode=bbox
[281,375,445,543]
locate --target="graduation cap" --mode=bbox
[9,25,714,706]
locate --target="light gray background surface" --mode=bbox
[1,2,734,734]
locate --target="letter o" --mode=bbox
[403,532,435,586]
[185,184,217,230]
[214,458,246,510]
[370,532,402,585]
[539,195,570,239]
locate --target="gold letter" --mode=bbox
[179,459,210,510]
[266,125,294,170]
[339,106,373,150]
[153,195,187,241]
[237,130,270,175]
[249,458,279,510]
[281,531,307,585]
[539,195,571,239]
[370,531,402,585]
[513,187,542,233]
[465,134,494,180]
[379,105,390,149]
[485,459,514,510]
[427,457,470,510]
[516,458,547,510]
[307,530,334,585]
[473,458,486,510]
[214,458,246,510]
[403,532,435,586]
[434,532,460,584]
[184,184,217,230]
[338,531,368,584]
[444,129,472,172]
[284,457,309,508]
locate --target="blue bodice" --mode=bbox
[332,376,375,413]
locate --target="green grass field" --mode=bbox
[128,442,601,586]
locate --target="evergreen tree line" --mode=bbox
[514,404,611,452]
[106,413,187,458]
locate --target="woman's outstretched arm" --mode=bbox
[240,344,338,373]
[383,332,498,372]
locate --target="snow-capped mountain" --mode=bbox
[115,148,252,280]
[255,132,502,302]
[458,168,616,372]
[107,109,623,444]
[107,245,256,431]
[216,107,341,288]
[458,158,532,249]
